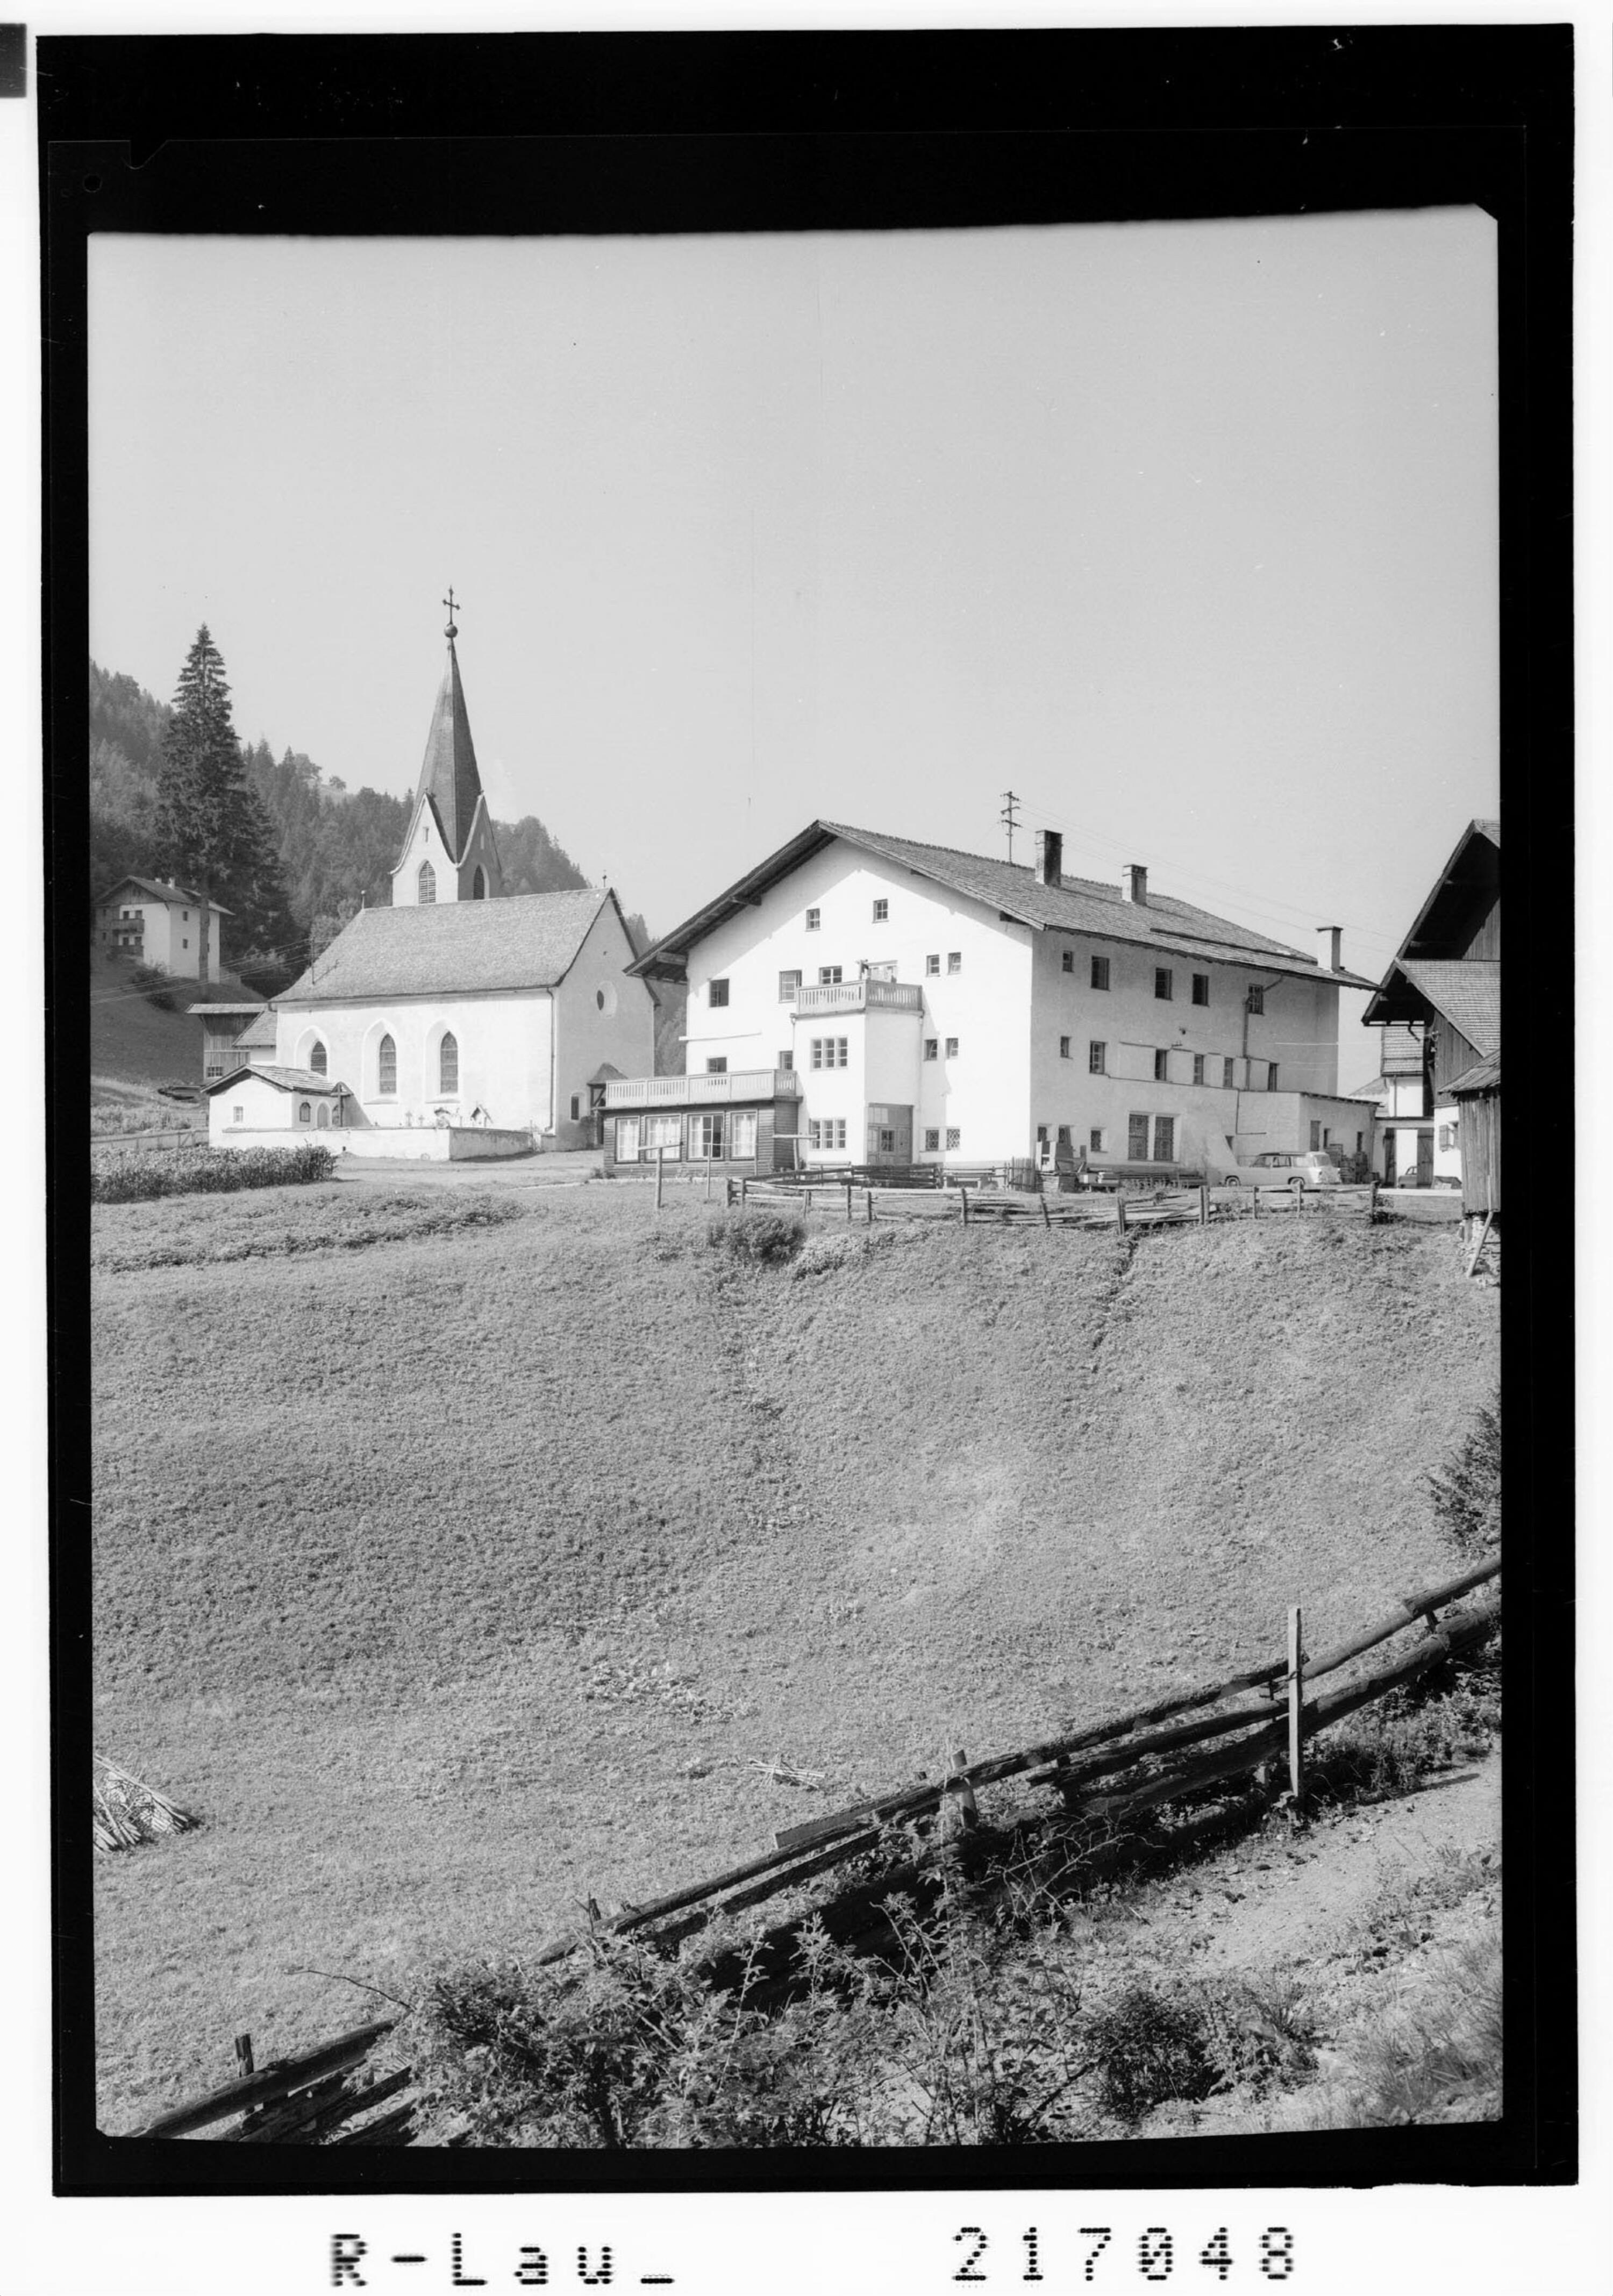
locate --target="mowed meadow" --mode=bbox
[91,1178,1499,2130]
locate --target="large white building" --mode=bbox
[205,612,655,1158]
[95,875,230,980]
[613,821,1378,1176]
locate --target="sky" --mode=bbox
[89,209,1499,1064]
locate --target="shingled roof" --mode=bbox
[409,635,486,863]
[1393,959,1500,1056]
[204,1064,344,1096]
[97,874,232,914]
[276,889,612,1006]
[628,820,1377,988]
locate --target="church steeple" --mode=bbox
[391,595,505,903]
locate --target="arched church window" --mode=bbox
[377,1035,397,1095]
[472,866,487,900]
[298,1101,312,1126]
[440,1032,459,1094]
[309,1040,327,1076]
[418,860,437,904]
[316,1103,330,1129]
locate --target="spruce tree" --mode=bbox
[153,625,295,979]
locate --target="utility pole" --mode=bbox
[1000,789,1021,862]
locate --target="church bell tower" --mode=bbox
[391,591,505,904]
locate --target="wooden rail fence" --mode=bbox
[530,1558,1500,1971]
[135,2017,417,2145]
[730,1173,1404,1233]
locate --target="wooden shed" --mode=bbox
[1449,1054,1500,1219]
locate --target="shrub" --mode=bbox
[1425,1394,1501,1557]
[91,1142,335,1203]
[1084,1983,1219,2126]
[705,1209,806,1265]
[130,961,176,1012]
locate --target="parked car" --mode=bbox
[1222,1150,1340,1190]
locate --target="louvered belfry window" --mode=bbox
[418,860,437,903]
[440,1032,459,1094]
[378,1035,397,1095]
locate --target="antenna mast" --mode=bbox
[1000,789,1022,862]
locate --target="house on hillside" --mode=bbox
[206,609,656,1158]
[612,821,1379,1176]
[1361,819,1500,1213]
[95,875,230,981]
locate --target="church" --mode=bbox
[205,604,656,1159]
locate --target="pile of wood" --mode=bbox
[92,1753,199,1854]
[137,2018,417,2145]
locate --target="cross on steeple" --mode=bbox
[443,587,461,638]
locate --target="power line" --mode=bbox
[999,789,1021,864]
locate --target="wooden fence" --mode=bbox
[91,1127,206,1158]
[529,1558,1500,1973]
[135,2017,418,2145]
[732,1172,1399,1233]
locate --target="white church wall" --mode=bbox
[275,990,556,1133]
[552,896,659,1146]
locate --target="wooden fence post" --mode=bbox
[939,1747,980,1914]
[655,1146,665,1210]
[1198,1182,1209,1227]
[234,2033,255,2077]
[865,1188,874,1226]
[725,1176,737,1209]
[1251,1183,1259,1218]
[705,1152,714,1202]
[1040,1189,1051,1229]
[960,1185,969,1229]
[740,1175,749,1208]
[1287,1605,1305,1814]
[1116,1186,1127,1234]
[846,1182,853,1223]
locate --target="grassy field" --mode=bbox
[89,948,261,1133]
[90,1180,1500,2131]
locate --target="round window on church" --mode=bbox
[596,984,618,1016]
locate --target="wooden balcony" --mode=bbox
[603,1068,801,1110]
[793,979,923,1015]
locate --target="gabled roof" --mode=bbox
[184,1002,268,1017]
[98,874,232,913]
[1396,959,1500,1055]
[276,888,613,1006]
[405,634,486,865]
[204,1064,344,1096]
[627,821,1377,988]
[235,1008,279,1049]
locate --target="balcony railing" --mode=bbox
[604,1068,801,1110]
[793,979,923,1015]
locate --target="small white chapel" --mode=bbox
[206,598,655,1159]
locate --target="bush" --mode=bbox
[1085,1983,1220,2126]
[705,1209,806,1265]
[130,961,176,1012]
[1425,1395,1501,1557]
[91,1142,335,1203]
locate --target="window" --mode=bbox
[945,1127,961,1150]
[1091,955,1111,991]
[947,952,962,974]
[1128,1114,1150,1159]
[690,1113,726,1159]
[1154,967,1173,1000]
[1154,1049,1169,1082]
[310,1042,327,1076]
[1246,985,1265,1015]
[924,1128,940,1151]
[809,1118,847,1151]
[615,1116,642,1162]
[1223,1057,1236,1089]
[232,1105,244,1124]
[440,1032,458,1094]
[1153,1115,1175,1161]
[809,1037,848,1069]
[377,1034,396,1095]
[205,1063,224,1080]
[706,1057,728,1074]
[1062,949,1074,974]
[418,860,437,904]
[730,1111,758,1159]
[924,1038,939,1061]
[1191,974,1209,1007]
[872,897,888,922]
[472,866,487,899]
[645,1113,682,1153]
[1059,1036,1072,1060]
[1310,1120,1322,1151]
[805,907,821,931]
[182,939,189,951]
[570,1095,581,1121]
[819,965,843,985]
[1192,1054,1205,1086]
[709,979,730,1008]
[1089,1128,1105,1153]
[779,969,802,1002]
[182,910,189,922]
[780,1050,794,1071]
[926,953,941,976]
[1088,1042,1107,1074]
[877,1128,896,1153]
[945,1036,959,1058]
[297,1101,312,1126]
[1267,1063,1280,1092]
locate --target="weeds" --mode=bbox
[705,1209,806,1265]
[1425,1393,1501,1557]
[1085,1984,1219,2126]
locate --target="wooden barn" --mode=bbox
[1449,1053,1500,1218]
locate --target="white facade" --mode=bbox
[97,884,229,979]
[270,898,653,1146]
[676,838,1364,1171]
[391,791,504,907]
[208,1067,344,1146]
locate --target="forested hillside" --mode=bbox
[89,660,661,1010]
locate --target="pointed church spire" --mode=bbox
[409,591,486,864]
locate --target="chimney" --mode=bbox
[1034,829,1064,888]
[1120,863,1148,905]
[1318,924,1343,971]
